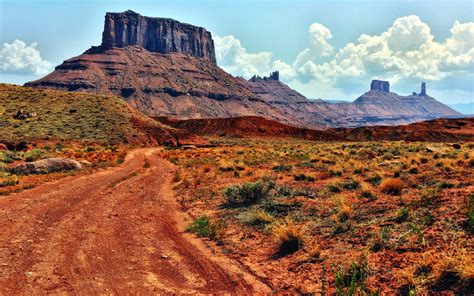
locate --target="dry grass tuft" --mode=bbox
[272,218,304,255]
[379,178,404,195]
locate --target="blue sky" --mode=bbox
[1,0,473,104]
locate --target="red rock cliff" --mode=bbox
[100,10,216,64]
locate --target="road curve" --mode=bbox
[0,148,270,294]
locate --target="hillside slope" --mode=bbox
[0,84,177,146]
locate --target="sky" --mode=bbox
[0,0,473,104]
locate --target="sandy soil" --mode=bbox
[0,148,269,294]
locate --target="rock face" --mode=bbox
[100,10,216,63]
[370,80,390,92]
[12,158,82,175]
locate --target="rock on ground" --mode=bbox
[12,158,82,175]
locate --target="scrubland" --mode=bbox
[164,138,474,294]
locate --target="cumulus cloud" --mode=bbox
[0,40,52,75]
[214,35,273,78]
[214,16,474,99]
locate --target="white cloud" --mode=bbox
[0,40,52,76]
[214,35,273,78]
[214,16,474,101]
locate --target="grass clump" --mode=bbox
[335,255,374,295]
[272,218,303,255]
[239,209,274,227]
[396,207,410,223]
[380,178,404,195]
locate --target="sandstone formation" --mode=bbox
[25,11,461,128]
[101,10,216,63]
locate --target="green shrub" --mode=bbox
[23,148,48,162]
[0,151,16,163]
[396,207,409,223]
[186,216,222,241]
[343,179,360,190]
[224,179,275,207]
[272,164,292,172]
[293,173,315,182]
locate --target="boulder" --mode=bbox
[12,158,82,175]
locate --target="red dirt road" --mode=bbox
[0,148,269,294]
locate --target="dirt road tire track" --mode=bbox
[0,148,270,294]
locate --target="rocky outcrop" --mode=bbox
[250,71,279,82]
[100,10,216,63]
[12,158,82,175]
[370,80,390,92]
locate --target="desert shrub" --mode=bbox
[224,179,275,207]
[293,173,315,182]
[272,218,303,255]
[326,182,342,193]
[343,179,360,190]
[23,148,48,162]
[380,178,404,195]
[329,169,343,176]
[366,174,382,186]
[0,175,19,187]
[359,183,376,200]
[186,216,224,242]
[0,151,16,163]
[396,207,410,223]
[0,162,8,173]
[272,164,292,172]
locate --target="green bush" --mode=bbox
[186,216,224,242]
[224,179,275,207]
[272,164,292,172]
[343,179,360,190]
[293,173,315,182]
[23,149,48,162]
[396,207,409,223]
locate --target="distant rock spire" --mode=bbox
[420,82,427,96]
